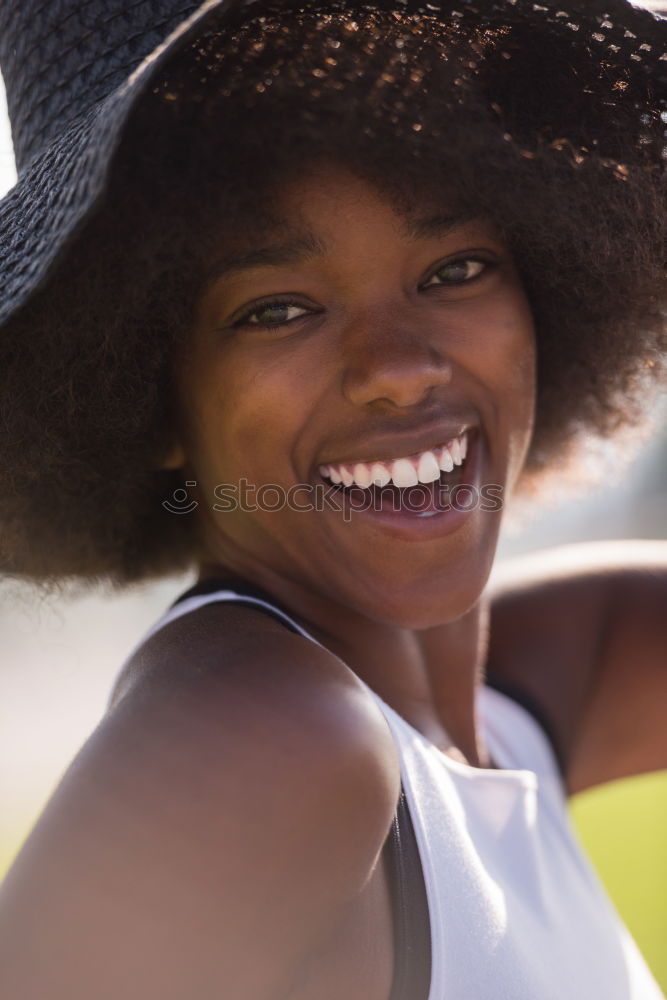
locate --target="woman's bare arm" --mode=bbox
[487,539,667,794]
[0,608,400,1000]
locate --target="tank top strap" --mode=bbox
[119,578,328,669]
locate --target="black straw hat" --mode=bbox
[0,0,664,330]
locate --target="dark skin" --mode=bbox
[1,162,664,1000]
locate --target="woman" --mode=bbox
[0,0,665,997]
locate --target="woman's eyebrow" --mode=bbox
[405,211,477,240]
[206,234,326,282]
[206,212,475,281]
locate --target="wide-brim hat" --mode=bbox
[0,0,665,330]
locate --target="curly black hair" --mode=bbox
[0,7,665,591]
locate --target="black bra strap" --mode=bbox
[384,788,433,1000]
[170,577,433,999]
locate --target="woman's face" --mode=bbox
[168,163,536,628]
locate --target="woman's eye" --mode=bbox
[232,300,312,330]
[423,258,489,287]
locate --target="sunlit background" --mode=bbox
[1,10,667,984]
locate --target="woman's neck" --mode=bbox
[196,561,492,768]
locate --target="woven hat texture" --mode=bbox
[0,0,665,329]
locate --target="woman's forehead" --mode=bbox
[205,162,492,269]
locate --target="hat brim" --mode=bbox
[0,0,664,328]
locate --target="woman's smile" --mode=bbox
[169,161,536,628]
[313,424,485,540]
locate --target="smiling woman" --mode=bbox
[0,2,665,999]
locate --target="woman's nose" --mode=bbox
[341,320,453,409]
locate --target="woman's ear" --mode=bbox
[159,441,187,470]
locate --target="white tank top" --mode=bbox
[117,584,665,1000]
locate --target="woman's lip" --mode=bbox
[316,423,476,472]
[315,428,488,541]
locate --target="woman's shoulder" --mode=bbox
[110,596,400,820]
[113,597,395,753]
[0,600,400,999]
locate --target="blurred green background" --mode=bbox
[570,771,667,990]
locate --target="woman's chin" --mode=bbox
[335,567,489,631]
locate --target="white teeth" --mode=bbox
[449,437,462,465]
[438,446,454,473]
[352,462,373,489]
[417,451,441,483]
[370,462,391,487]
[391,458,419,488]
[320,429,470,488]
[340,465,355,488]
